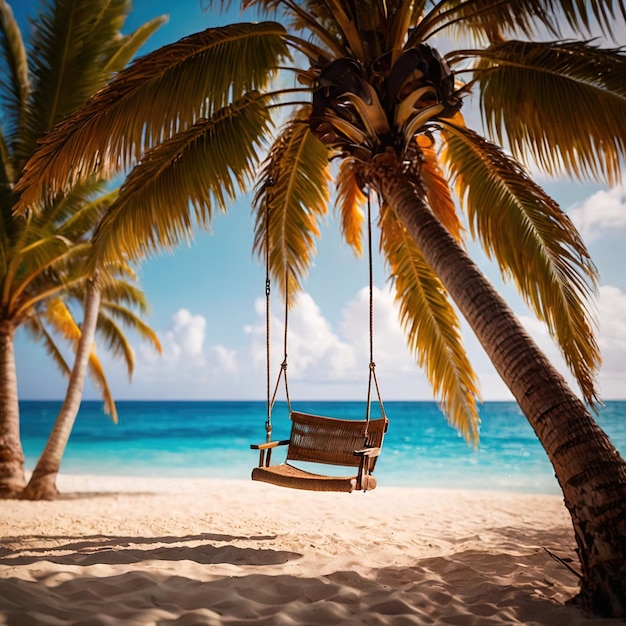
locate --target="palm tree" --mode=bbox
[0,0,165,496]
[21,260,161,500]
[13,0,626,616]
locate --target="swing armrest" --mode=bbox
[353,446,381,458]
[250,439,290,450]
[251,439,290,468]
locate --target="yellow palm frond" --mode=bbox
[335,158,366,256]
[416,134,464,242]
[44,297,81,345]
[15,21,290,212]
[441,121,601,403]
[380,203,481,444]
[86,351,118,423]
[90,93,273,267]
[23,315,71,378]
[43,297,118,421]
[253,113,331,302]
[470,40,626,185]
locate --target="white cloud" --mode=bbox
[568,184,626,242]
[122,289,430,400]
[159,308,206,365]
[596,285,626,398]
[109,281,626,402]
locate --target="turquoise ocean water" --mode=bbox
[19,400,626,494]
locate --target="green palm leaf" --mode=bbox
[466,39,626,184]
[56,188,118,241]
[94,313,135,377]
[23,314,71,378]
[20,0,136,162]
[103,15,168,74]
[441,121,600,403]
[90,92,273,266]
[15,21,290,211]
[253,113,331,301]
[0,0,29,156]
[379,201,481,444]
[100,302,161,352]
[98,278,149,314]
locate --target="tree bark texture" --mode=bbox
[365,160,626,617]
[0,323,26,497]
[21,277,102,500]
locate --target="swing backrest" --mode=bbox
[286,412,388,469]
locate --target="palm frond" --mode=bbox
[23,314,71,378]
[388,0,425,55]
[57,188,118,241]
[441,121,601,403]
[100,302,161,352]
[15,21,290,212]
[240,0,345,59]
[42,292,118,420]
[99,279,150,314]
[335,158,366,256]
[0,125,13,209]
[416,134,464,242]
[468,39,626,185]
[43,296,81,347]
[415,0,625,44]
[19,0,137,164]
[90,92,273,267]
[93,312,135,376]
[0,0,29,156]
[253,113,331,301]
[9,239,91,314]
[86,350,118,423]
[103,15,168,74]
[98,303,162,373]
[546,0,626,39]
[413,0,551,43]
[379,201,481,444]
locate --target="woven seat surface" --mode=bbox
[251,412,387,492]
[286,412,387,468]
[252,463,377,492]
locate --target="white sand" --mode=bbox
[0,475,621,625]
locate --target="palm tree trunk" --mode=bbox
[0,321,26,497]
[21,276,102,500]
[366,160,626,617]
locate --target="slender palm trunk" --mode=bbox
[365,160,626,617]
[21,277,102,500]
[0,321,26,497]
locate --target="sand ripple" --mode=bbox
[0,476,623,625]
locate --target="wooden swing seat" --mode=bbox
[251,411,389,492]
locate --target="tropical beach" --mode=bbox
[4,0,626,621]
[1,474,623,626]
[3,401,626,624]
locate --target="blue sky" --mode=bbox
[13,1,626,403]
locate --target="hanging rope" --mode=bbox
[270,266,291,413]
[365,189,387,443]
[265,201,272,443]
[265,186,386,446]
[265,197,292,442]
